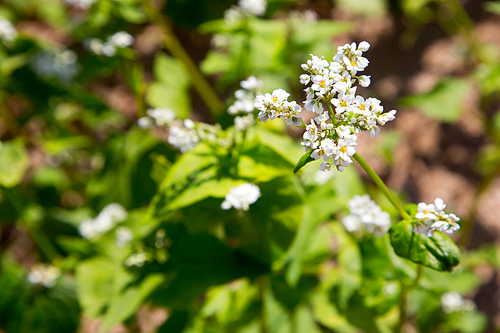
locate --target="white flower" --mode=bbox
[221,183,261,211]
[147,108,176,126]
[234,114,255,131]
[238,0,267,16]
[28,264,61,288]
[109,31,134,48]
[240,75,263,90]
[115,226,133,248]
[441,292,475,314]
[358,41,370,52]
[78,203,128,239]
[358,75,371,87]
[414,198,460,237]
[343,194,390,236]
[0,19,17,42]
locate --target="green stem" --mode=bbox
[353,153,410,220]
[397,265,423,333]
[140,0,225,117]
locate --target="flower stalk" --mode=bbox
[140,0,225,116]
[353,153,410,220]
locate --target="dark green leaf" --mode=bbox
[389,221,461,271]
[293,150,314,173]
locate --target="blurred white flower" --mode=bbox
[79,203,128,239]
[342,194,391,236]
[65,0,96,10]
[31,50,80,85]
[115,226,133,248]
[414,198,460,237]
[28,263,61,288]
[221,183,261,211]
[0,19,17,42]
[441,292,476,313]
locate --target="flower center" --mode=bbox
[339,100,347,108]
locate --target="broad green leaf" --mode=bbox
[293,150,314,173]
[100,274,164,332]
[75,258,132,318]
[151,232,267,310]
[389,221,461,271]
[484,1,500,15]
[0,139,29,187]
[146,53,191,118]
[401,78,471,122]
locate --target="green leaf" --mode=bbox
[389,221,461,271]
[400,78,471,122]
[146,53,191,118]
[100,274,164,332]
[0,139,29,187]
[293,150,314,173]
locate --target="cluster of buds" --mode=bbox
[342,194,391,236]
[414,198,460,237]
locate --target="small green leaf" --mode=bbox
[389,221,461,271]
[293,151,314,173]
[0,139,29,188]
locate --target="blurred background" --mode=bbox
[1,0,500,332]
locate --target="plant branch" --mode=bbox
[140,0,225,117]
[353,153,410,220]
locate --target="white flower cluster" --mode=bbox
[28,263,61,288]
[221,183,261,211]
[125,251,148,267]
[441,292,476,314]
[79,203,128,239]
[139,108,228,153]
[31,50,80,85]
[254,89,303,126]
[224,0,267,22]
[228,76,262,131]
[414,198,460,237]
[228,76,262,115]
[84,31,134,57]
[342,194,391,236]
[254,42,397,172]
[288,9,319,23]
[0,19,17,43]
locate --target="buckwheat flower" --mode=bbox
[240,75,263,90]
[125,251,148,267]
[78,203,128,239]
[300,74,310,85]
[109,31,134,48]
[332,136,357,171]
[28,264,61,288]
[221,183,261,211]
[102,43,116,57]
[358,75,371,87]
[319,162,332,172]
[168,122,200,153]
[115,226,133,248]
[414,198,460,237]
[147,108,176,126]
[234,114,255,131]
[342,194,390,236]
[331,90,355,114]
[238,0,267,16]
[0,19,17,42]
